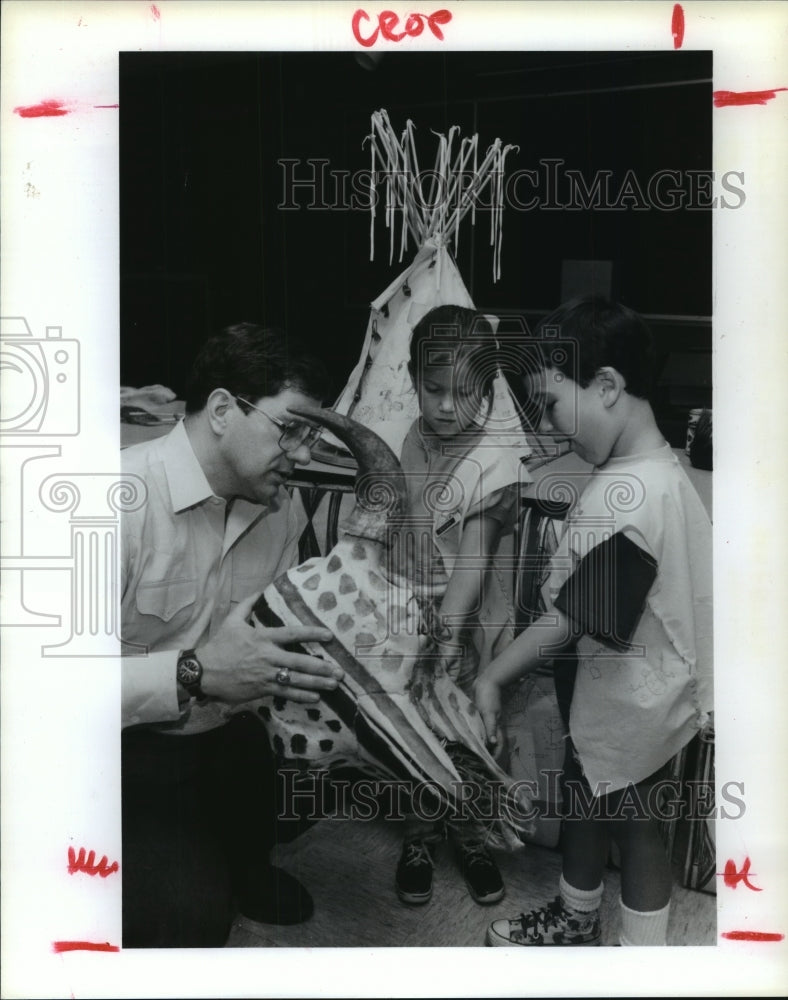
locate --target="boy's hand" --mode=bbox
[473,674,504,751]
[434,638,462,682]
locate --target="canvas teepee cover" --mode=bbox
[331,110,543,460]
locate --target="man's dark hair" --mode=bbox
[184,323,331,414]
[408,304,498,399]
[533,297,656,400]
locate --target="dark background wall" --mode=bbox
[120,50,713,445]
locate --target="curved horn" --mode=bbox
[287,406,407,539]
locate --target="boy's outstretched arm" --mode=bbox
[473,609,572,747]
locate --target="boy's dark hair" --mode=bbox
[184,323,331,414]
[407,304,498,398]
[534,297,656,400]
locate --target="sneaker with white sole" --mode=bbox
[487,896,601,946]
[396,839,435,905]
[455,841,505,905]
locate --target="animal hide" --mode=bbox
[247,408,535,846]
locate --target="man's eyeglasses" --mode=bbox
[235,395,322,453]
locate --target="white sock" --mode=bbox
[559,874,603,914]
[619,897,671,946]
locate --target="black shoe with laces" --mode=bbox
[396,839,435,905]
[455,841,505,904]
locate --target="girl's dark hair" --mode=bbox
[533,297,656,399]
[407,304,498,398]
[184,323,331,414]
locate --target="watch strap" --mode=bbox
[177,648,206,701]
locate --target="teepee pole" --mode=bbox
[333,110,555,461]
[404,121,425,240]
[370,120,423,260]
[428,138,497,243]
[367,133,376,262]
[368,110,518,282]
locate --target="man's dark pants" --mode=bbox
[122,711,304,948]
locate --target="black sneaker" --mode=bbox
[396,839,435,905]
[487,896,601,946]
[455,841,505,905]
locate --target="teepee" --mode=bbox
[329,109,547,462]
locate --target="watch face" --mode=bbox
[178,657,201,685]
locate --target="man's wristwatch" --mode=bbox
[177,648,205,701]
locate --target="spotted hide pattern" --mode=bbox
[245,531,534,845]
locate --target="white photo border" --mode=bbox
[1,1,787,997]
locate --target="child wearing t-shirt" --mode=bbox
[475,297,713,946]
[394,304,531,907]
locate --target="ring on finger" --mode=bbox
[275,667,292,687]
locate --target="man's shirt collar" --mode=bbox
[160,418,217,513]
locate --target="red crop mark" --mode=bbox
[671,4,685,49]
[53,940,120,953]
[13,99,69,118]
[721,930,784,943]
[151,4,161,19]
[352,9,452,47]
[713,87,788,107]
[721,856,762,891]
[68,846,119,878]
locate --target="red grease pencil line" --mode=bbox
[14,99,69,118]
[721,931,784,943]
[14,100,119,118]
[671,5,685,49]
[713,88,788,108]
[52,941,120,953]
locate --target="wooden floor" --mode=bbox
[225,815,717,948]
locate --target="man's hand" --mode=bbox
[473,673,504,752]
[196,592,341,705]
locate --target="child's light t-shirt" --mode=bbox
[399,418,532,673]
[542,443,713,794]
